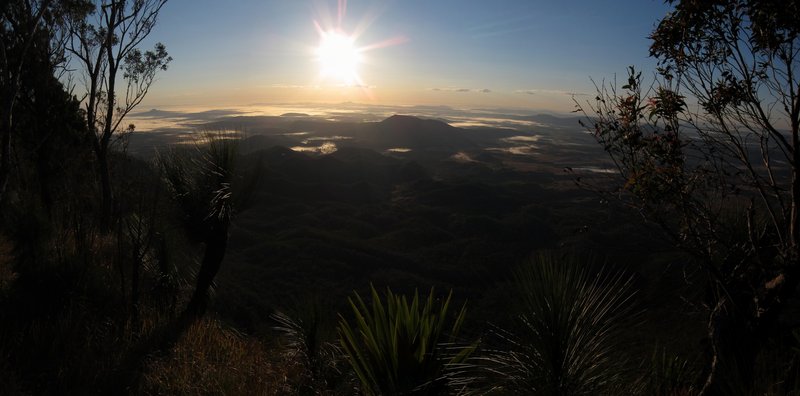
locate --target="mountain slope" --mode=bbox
[353,115,476,150]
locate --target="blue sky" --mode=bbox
[141,0,672,113]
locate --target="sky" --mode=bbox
[139,0,673,114]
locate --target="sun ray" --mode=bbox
[358,36,409,52]
[311,1,406,90]
[337,0,346,28]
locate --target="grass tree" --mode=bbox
[159,132,238,317]
[483,253,638,395]
[337,286,476,395]
[272,305,348,394]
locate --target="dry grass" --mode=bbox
[138,317,289,395]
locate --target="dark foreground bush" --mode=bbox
[338,286,476,395]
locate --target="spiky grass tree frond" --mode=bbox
[157,131,240,316]
[273,310,317,361]
[272,308,348,394]
[636,347,697,396]
[273,306,335,375]
[157,131,239,238]
[157,147,204,237]
[195,132,238,223]
[337,286,476,395]
[485,253,638,395]
[157,147,194,203]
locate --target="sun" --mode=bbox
[316,30,361,85]
[309,0,407,89]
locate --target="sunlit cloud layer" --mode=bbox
[429,87,492,93]
[515,89,588,96]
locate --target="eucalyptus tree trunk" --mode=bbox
[68,0,171,228]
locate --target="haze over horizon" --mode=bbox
[137,0,671,114]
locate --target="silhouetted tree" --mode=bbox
[578,0,800,392]
[0,0,56,203]
[66,0,170,226]
[14,55,91,214]
[0,0,93,217]
[159,133,238,317]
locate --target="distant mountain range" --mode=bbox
[127,112,599,170]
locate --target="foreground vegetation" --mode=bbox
[3,0,800,394]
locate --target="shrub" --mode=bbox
[637,347,697,396]
[484,253,638,395]
[337,285,475,395]
[272,305,349,395]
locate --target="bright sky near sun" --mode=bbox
[139,0,672,113]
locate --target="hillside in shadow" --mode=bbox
[0,98,718,394]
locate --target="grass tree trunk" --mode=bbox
[186,221,229,317]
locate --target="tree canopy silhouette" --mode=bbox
[66,0,171,225]
[0,0,62,203]
[578,0,800,393]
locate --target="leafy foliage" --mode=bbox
[578,0,800,391]
[337,286,475,395]
[66,0,171,224]
[582,67,690,207]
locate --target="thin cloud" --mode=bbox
[270,83,377,89]
[270,84,321,89]
[515,89,588,96]
[340,83,377,89]
[430,87,492,93]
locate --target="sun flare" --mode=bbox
[316,31,361,85]
[309,0,406,90]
